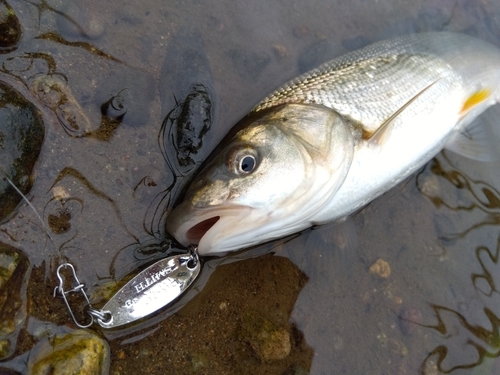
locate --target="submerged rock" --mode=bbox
[159,27,215,176]
[369,258,391,279]
[30,75,91,137]
[0,81,44,221]
[240,311,292,362]
[0,243,29,360]
[165,84,213,174]
[27,329,110,375]
[0,0,21,52]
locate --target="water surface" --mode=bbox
[1,0,500,374]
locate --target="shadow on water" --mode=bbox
[408,153,500,374]
[0,0,500,374]
[418,155,500,240]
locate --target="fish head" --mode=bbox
[167,104,355,255]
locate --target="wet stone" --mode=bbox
[0,0,21,52]
[30,74,92,137]
[369,258,391,279]
[0,243,29,360]
[168,84,212,173]
[27,329,110,375]
[0,339,10,358]
[0,81,44,221]
[240,311,292,362]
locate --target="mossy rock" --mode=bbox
[27,329,110,375]
[0,81,44,221]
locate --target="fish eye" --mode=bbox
[239,155,256,173]
[227,146,259,175]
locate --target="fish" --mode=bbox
[166,32,500,255]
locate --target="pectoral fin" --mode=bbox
[446,103,500,161]
[367,80,440,146]
[459,88,492,116]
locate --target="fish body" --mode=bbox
[167,32,500,255]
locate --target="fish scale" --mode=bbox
[255,50,462,135]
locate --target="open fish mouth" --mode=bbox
[185,216,220,244]
[167,203,253,254]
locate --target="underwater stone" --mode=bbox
[30,75,92,137]
[0,243,29,360]
[240,311,291,362]
[0,0,21,51]
[0,81,44,221]
[27,329,110,375]
[369,258,391,279]
[167,84,212,173]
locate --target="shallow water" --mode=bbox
[1,0,500,374]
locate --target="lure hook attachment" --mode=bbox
[53,263,96,328]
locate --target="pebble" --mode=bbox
[369,258,391,279]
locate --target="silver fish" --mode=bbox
[167,32,500,255]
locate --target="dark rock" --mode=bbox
[158,27,215,210]
[162,84,213,175]
[0,243,29,360]
[0,81,44,221]
[0,0,21,52]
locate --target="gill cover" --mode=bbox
[167,104,355,254]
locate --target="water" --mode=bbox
[1,0,500,374]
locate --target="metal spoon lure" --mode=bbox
[53,245,200,329]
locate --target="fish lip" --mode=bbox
[167,203,252,255]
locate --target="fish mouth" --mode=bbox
[167,202,252,255]
[185,216,220,244]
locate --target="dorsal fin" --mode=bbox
[367,79,440,146]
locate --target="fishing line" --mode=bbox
[0,166,56,245]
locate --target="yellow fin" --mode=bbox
[460,89,492,114]
[368,79,440,146]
